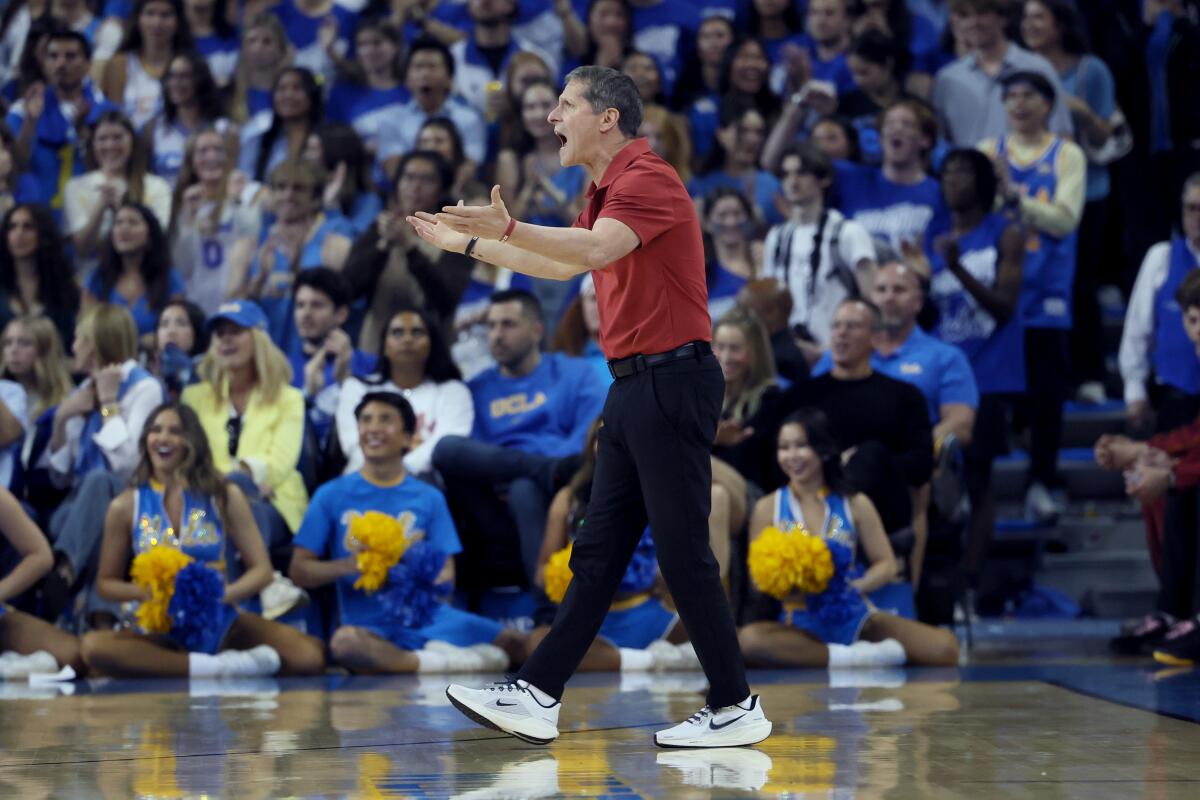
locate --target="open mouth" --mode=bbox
[555,129,568,148]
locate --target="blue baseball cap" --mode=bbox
[206,300,268,332]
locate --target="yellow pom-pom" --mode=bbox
[349,511,413,593]
[130,545,193,633]
[543,544,573,604]
[748,526,803,600]
[792,532,834,595]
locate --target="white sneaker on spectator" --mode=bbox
[1076,381,1107,405]
[446,679,561,744]
[657,747,773,790]
[654,695,772,748]
[260,572,310,620]
[1024,482,1061,522]
[0,650,59,679]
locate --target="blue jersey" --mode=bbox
[928,212,1026,394]
[1153,237,1200,394]
[467,352,607,457]
[999,135,1078,329]
[294,471,461,636]
[833,160,947,249]
[248,214,344,346]
[86,270,186,336]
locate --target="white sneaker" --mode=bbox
[446,679,561,744]
[654,695,772,749]
[0,650,59,679]
[657,747,773,790]
[260,572,310,620]
[1024,482,1061,522]
[1076,381,1107,405]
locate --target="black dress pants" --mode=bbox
[517,350,750,708]
[1157,487,1200,619]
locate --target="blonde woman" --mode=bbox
[41,304,166,627]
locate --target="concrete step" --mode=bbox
[1061,401,1125,448]
[1035,549,1156,606]
[994,450,1126,502]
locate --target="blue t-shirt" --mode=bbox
[86,270,186,336]
[689,169,785,227]
[294,472,461,635]
[467,352,607,457]
[194,32,241,87]
[1060,54,1116,201]
[326,82,412,156]
[270,0,358,81]
[832,160,947,249]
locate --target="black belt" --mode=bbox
[607,341,712,379]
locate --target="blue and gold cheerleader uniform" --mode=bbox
[595,528,678,649]
[132,481,239,654]
[772,487,873,645]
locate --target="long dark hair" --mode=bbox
[672,15,735,108]
[254,66,323,182]
[700,185,757,288]
[11,15,64,96]
[368,306,461,385]
[715,37,781,121]
[132,402,231,520]
[1024,0,1091,55]
[581,0,633,66]
[97,202,176,314]
[120,0,194,55]
[0,204,82,314]
[777,408,852,496]
[344,16,405,85]
[161,51,224,124]
[310,122,374,215]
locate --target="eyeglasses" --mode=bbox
[272,181,316,193]
[226,415,242,457]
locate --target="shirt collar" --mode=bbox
[877,326,927,360]
[588,138,651,195]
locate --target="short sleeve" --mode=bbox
[598,166,685,248]
[837,220,877,267]
[423,488,462,556]
[1082,56,1116,120]
[937,347,980,409]
[293,483,335,557]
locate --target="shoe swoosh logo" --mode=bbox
[708,714,745,730]
[495,700,517,707]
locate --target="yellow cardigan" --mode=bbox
[182,381,308,532]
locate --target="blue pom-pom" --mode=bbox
[827,539,854,575]
[618,528,658,593]
[378,541,450,628]
[168,563,225,652]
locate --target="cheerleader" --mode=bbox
[80,402,325,677]
[0,487,83,677]
[739,408,960,668]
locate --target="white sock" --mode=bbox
[467,643,510,670]
[618,647,655,672]
[189,652,222,678]
[674,642,701,669]
[517,679,558,706]
[415,650,449,673]
[826,643,856,669]
[191,646,281,678]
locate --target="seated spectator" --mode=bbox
[378,38,487,176]
[495,79,575,229]
[621,50,668,106]
[761,142,877,352]
[738,408,959,667]
[779,299,934,542]
[228,12,292,124]
[1097,271,1200,665]
[337,307,472,478]
[145,51,233,187]
[559,0,633,78]
[527,419,700,672]
[690,38,780,168]
[0,487,84,678]
[909,148,1025,588]
[184,0,239,88]
[549,273,608,387]
[829,99,946,250]
[182,300,308,549]
[432,289,606,586]
[852,0,947,96]
[343,151,473,350]
[450,262,533,380]
[638,103,691,185]
[711,307,784,492]
[238,66,322,184]
[291,391,524,673]
[1119,173,1200,435]
[672,14,733,111]
[416,117,486,201]
[484,50,555,158]
[837,30,911,165]
[41,303,165,625]
[83,202,185,342]
[148,298,207,400]
[932,0,1071,146]
[287,268,374,447]
[6,31,116,221]
[0,336,27,492]
[169,128,263,316]
[82,402,325,677]
[0,203,80,348]
[63,111,172,269]
[267,0,357,86]
[690,99,786,227]
[325,18,408,158]
[979,71,1085,522]
[242,159,352,346]
[0,122,43,212]
[736,279,809,388]
[703,187,762,321]
[97,0,194,130]
[304,122,381,237]
[771,0,857,97]
[0,11,68,105]
[448,0,559,113]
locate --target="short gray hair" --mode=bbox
[564,65,642,138]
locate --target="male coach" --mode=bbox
[407,66,771,749]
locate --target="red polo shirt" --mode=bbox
[575,137,710,360]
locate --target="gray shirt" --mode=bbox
[932,43,1073,146]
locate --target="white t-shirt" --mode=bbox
[761,209,877,346]
[172,194,262,315]
[63,170,173,276]
[335,376,474,477]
